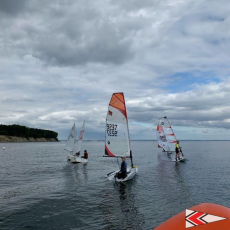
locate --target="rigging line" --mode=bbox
[166,117,177,141]
[117,158,120,170]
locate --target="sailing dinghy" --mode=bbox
[104,92,138,182]
[156,116,177,153]
[65,121,87,163]
[156,116,186,161]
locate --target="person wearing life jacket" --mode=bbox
[115,156,127,179]
[175,141,181,161]
[81,150,88,159]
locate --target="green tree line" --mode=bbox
[0,124,58,140]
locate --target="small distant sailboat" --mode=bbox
[156,116,185,162]
[65,121,87,163]
[104,92,138,182]
[156,116,177,153]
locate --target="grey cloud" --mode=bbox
[33,22,133,66]
[126,81,230,131]
[1,0,135,67]
[0,0,29,15]
[1,0,230,140]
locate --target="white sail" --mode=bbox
[156,125,163,148]
[64,123,76,153]
[74,120,85,153]
[157,117,177,152]
[105,93,131,158]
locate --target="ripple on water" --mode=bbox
[0,141,230,229]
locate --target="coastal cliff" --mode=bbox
[0,135,58,143]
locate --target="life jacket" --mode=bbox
[120,161,127,175]
[175,143,180,149]
[85,152,88,159]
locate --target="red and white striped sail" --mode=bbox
[156,117,177,152]
[104,92,131,157]
[156,124,165,148]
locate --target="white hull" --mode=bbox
[173,157,186,162]
[178,157,186,162]
[67,155,88,164]
[106,167,138,182]
[164,151,174,154]
[67,154,73,161]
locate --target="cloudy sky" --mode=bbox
[1,0,230,140]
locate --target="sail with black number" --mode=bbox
[156,116,177,152]
[74,120,85,153]
[104,92,131,158]
[104,92,138,182]
[65,123,76,153]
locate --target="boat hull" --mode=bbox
[106,167,138,182]
[67,154,72,161]
[172,156,186,162]
[178,157,186,162]
[154,203,230,230]
[67,155,88,164]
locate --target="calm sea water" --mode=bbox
[0,141,230,229]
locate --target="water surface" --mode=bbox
[0,141,229,229]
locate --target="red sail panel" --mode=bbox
[105,145,116,157]
[109,93,127,119]
[157,125,164,131]
[169,140,177,143]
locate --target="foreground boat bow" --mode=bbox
[154,203,230,229]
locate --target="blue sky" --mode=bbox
[1,0,230,140]
[164,71,221,93]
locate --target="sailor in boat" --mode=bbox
[115,156,127,179]
[81,150,88,159]
[175,141,182,161]
[75,151,80,157]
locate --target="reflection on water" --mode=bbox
[155,152,194,227]
[83,163,88,181]
[100,180,144,229]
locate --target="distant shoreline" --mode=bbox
[59,139,230,142]
[0,135,58,143]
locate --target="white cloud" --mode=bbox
[1,0,230,140]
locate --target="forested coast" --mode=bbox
[0,124,58,142]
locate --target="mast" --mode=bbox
[123,93,134,168]
[73,124,77,153]
[165,116,178,141]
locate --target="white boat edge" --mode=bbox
[106,167,138,182]
[67,154,88,164]
[178,157,186,162]
[172,157,186,162]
